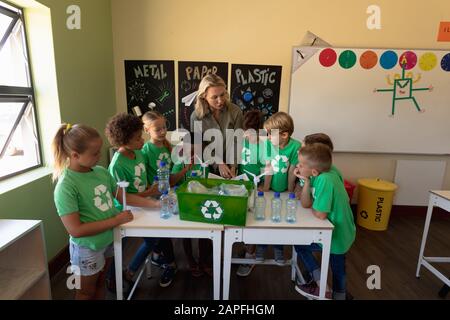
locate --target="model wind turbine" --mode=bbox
[115,172,130,210]
[195,154,211,178]
[244,170,267,209]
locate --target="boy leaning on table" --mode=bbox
[293,143,356,300]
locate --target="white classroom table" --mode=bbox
[222,192,334,300]
[114,207,223,300]
[416,190,450,288]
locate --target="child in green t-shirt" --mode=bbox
[171,133,205,182]
[141,111,186,187]
[256,112,302,265]
[52,123,145,300]
[262,112,302,193]
[293,143,356,300]
[235,110,266,277]
[105,113,177,288]
[295,133,343,198]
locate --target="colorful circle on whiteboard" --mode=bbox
[441,53,450,72]
[359,50,378,69]
[380,50,398,69]
[399,51,417,70]
[319,48,337,67]
[419,52,437,71]
[339,50,357,69]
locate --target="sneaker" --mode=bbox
[294,274,313,287]
[255,246,265,262]
[159,266,177,287]
[273,247,285,266]
[151,254,167,268]
[236,264,255,277]
[295,283,332,300]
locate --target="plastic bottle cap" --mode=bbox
[162,191,168,195]
[289,193,296,199]
[258,191,264,196]
[160,161,166,167]
[191,172,197,177]
[154,176,159,181]
[274,192,280,198]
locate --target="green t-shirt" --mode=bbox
[171,161,207,182]
[239,139,265,181]
[54,166,119,251]
[264,138,302,192]
[108,150,148,210]
[141,141,172,184]
[311,170,356,254]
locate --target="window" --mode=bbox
[0,1,41,180]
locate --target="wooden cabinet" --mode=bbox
[0,220,51,299]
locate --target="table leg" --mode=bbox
[291,245,297,281]
[113,228,123,300]
[212,230,222,300]
[319,231,332,300]
[222,229,235,300]
[416,196,434,278]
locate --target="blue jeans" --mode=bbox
[106,237,158,280]
[128,237,159,272]
[294,243,346,294]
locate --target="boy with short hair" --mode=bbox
[262,112,301,193]
[293,143,356,300]
[256,112,302,264]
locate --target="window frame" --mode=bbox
[0,0,42,181]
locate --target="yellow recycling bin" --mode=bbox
[356,178,397,231]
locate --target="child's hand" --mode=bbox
[116,210,134,224]
[150,199,161,209]
[293,167,302,179]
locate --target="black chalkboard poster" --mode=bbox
[178,61,228,131]
[230,64,282,120]
[124,60,176,130]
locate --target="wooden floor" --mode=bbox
[51,213,450,300]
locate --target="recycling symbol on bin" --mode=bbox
[201,200,224,220]
[360,210,368,219]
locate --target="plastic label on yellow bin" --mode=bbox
[357,178,397,231]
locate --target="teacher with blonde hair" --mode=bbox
[190,74,243,179]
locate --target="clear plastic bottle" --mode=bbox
[157,161,170,193]
[169,186,179,215]
[271,192,282,223]
[160,191,171,219]
[286,192,297,223]
[254,191,266,221]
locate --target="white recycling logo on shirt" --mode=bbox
[134,163,146,192]
[271,155,289,173]
[156,152,171,167]
[241,147,251,165]
[201,200,224,220]
[93,184,113,212]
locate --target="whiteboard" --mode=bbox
[288,46,450,154]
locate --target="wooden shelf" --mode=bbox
[0,220,51,299]
[0,268,47,299]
